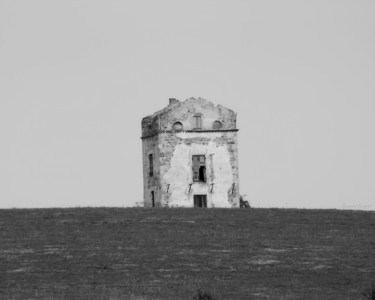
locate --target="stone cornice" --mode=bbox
[141,129,239,140]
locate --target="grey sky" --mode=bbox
[1,1,374,209]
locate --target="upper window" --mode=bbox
[193,115,202,129]
[192,155,206,182]
[149,154,153,176]
[173,121,183,131]
[212,121,222,130]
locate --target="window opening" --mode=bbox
[149,154,153,176]
[194,115,202,129]
[194,195,207,208]
[173,121,183,131]
[151,191,155,207]
[199,166,205,181]
[212,120,222,130]
[192,155,206,182]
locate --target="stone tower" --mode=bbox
[141,97,240,208]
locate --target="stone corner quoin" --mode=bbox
[141,97,240,208]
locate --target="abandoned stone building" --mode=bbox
[141,97,240,208]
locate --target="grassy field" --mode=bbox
[1,207,375,299]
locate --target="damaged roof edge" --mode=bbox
[143,97,236,119]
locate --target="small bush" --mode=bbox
[193,289,214,300]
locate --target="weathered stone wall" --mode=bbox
[141,97,240,208]
[158,131,240,207]
[142,135,160,207]
[141,97,237,137]
[141,115,160,138]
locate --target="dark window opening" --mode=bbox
[151,191,155,207]
[149,154,153,176]
[173,121,183,131]
[213,120,222,130]
[194,195,207,208]
[199,166,205,181]
[192,155,206,182]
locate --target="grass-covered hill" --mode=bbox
[1,207,375,299]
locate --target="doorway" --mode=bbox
[194,195,207,208]
[151,191,155,207]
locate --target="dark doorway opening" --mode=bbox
[194,195,207,208]
[151,191,155,207]
[192,155,206,182]
[199,166,206,182]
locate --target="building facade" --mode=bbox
[141,97,240,208]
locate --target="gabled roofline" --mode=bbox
[143,97,236,120]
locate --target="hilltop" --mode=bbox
[1,207,375,299]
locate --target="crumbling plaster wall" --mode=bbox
[158,131,240,208]
[141,98,237,137]
[161,98,237,131]
[142,135,161,207]
[141,97,240,208]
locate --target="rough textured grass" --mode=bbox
[1,207,375,299]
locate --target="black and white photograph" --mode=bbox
[1,1,375,299]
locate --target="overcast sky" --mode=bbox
[1,1,374,210]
